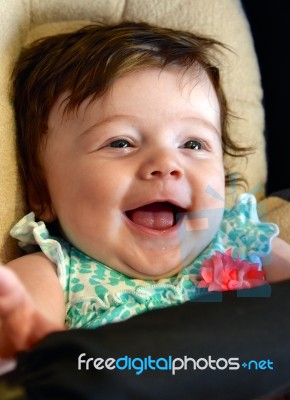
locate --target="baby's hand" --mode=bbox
[0,265,63,359]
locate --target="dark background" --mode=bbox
[241,1,290,195]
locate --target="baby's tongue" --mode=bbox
[128,202,174,230]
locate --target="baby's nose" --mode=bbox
[138,151,184,180]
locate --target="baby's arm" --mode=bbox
[263,236,290,282]
[0,253,65,358]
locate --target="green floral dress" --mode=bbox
[11,194,278,329]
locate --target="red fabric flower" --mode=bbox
[198,249,266,292]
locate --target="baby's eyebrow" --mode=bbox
[77,114,137,139]
[180,116,221,137]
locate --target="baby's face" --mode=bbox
[42,67,225,279]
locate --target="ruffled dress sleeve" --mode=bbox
[10,212,68,290]
[181,193,279,279]
[220,193,279,263]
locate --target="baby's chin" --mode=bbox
[114,262,184,281]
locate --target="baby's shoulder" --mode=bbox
[264,236,290,282]
[7,252,57,274]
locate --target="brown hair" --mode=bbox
[11,21,249,216]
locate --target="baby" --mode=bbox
[1,21,290,358]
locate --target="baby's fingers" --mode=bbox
[0,265,64,358]
[0,266,28,317]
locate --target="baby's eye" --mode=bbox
[108,139,131,148]
[182,140,202,150]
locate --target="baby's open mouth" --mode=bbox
[125,202,184,230]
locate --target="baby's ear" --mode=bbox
[27,182,56,222]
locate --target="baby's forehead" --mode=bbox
[47,66,220,139]
[50,64,213,117]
